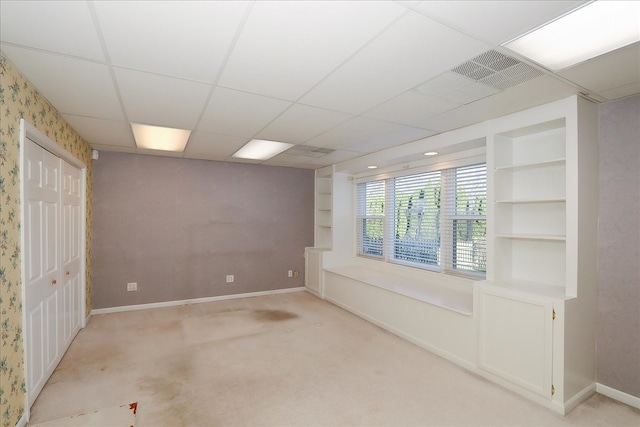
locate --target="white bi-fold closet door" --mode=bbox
[22,121,85,409]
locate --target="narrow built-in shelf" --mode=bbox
[496,233,566,241]
[495,158,565,171]
[495,198,566,204]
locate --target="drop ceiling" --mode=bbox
[1,1,638,170]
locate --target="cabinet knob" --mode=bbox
[66,271,70,275]
[52,279,57,285]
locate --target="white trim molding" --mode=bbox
[91,287,306,315]
[596,383,640,410]
[15,414,27,427]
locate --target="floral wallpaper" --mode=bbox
[0,51,93,427]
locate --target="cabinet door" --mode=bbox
[305,249,324,297]
[478,288,554,399]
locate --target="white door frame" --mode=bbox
[19,119,87,419]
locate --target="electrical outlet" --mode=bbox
[288,270,293,278]
[226,275,234,283]
[127,282,137,292]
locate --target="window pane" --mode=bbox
[450,164,487,273]
[357,180,385,258]
[452,219,487,273]
[456,164,487,216]
[392,171,441,266]
[358,218,384,256]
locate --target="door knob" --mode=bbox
[66,271,70,275]
[52,279,57,285]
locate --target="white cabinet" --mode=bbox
[478,285,554,399]
[304,248,326,298]
[479,95,599,413]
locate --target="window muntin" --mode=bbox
[356,163,486,277]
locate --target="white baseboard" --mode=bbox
[564,383,596,414]
[596,383,640,409]
[91,287,306,315]
[15,413,27,427]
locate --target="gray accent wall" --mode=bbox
[597,94,640,398]
[92,152,314,309]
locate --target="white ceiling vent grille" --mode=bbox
[416,50,544,105]
[451,50,543,90]
[284,145,336,158]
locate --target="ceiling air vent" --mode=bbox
[451,50,543,91]
[416,50,544,105]
[284,145,336,158]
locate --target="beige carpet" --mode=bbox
[29,291,640,426]
[29,402,136,426]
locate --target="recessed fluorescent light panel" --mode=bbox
[131,123,191,152]
[504,1,640,71]
[424,151,438,156]
[232,139,294,161]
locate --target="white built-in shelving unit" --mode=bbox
[479,95,599,412]
[314,165,334,249]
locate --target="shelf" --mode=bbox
[496,233,566,241]
[495,158,565,171]
[495,198,566,204]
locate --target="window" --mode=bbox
[356,180,385,257]
[356,163,486,276]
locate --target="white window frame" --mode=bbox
[355,160,486,278]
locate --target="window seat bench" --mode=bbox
[323,265,474,316]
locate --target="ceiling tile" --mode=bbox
[94,1,249,82]
[0,1,104,61]
[346,125,436,153]
[183,131,249,160]
[599,82,640,100]
[414,1,586,45]
[300,11,490,114]
[307,117,435,151]
[0,45,123,120]
[262,153,315,167]
[558,43,640,95]
[218,0,406,100]
[304,150,364,166]
[63,115,135,148]
[197,87,291,137]
[114,67,211,130]
[417,75,578,132]
[256,104,352,144]
[363,90,460,126]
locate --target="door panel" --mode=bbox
[24,139,62,406]
[62,160,82,342]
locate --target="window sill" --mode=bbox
[324,264,474,316]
